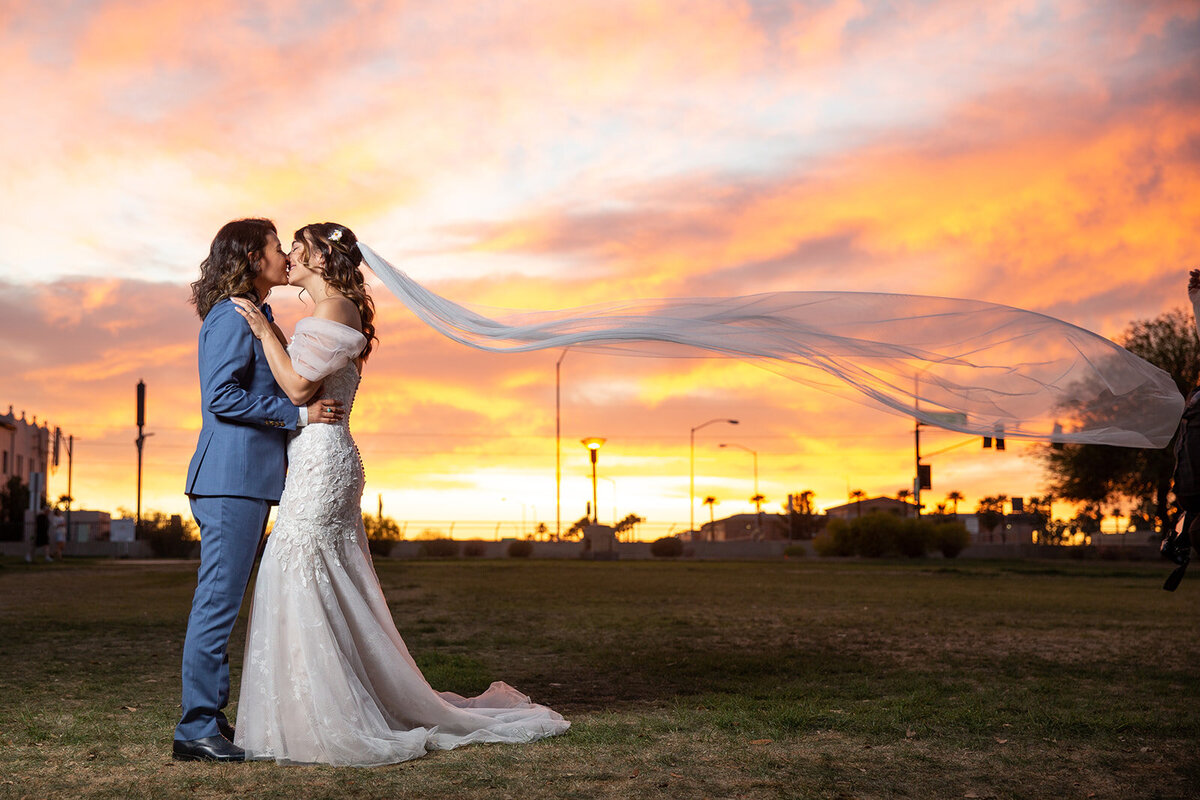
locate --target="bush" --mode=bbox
[141,512,199,558]
[783,544,807,558]
[895,518,930,558]
[418,539,459,558]
[507,539,534,558]
[814,514,965,559]
[813,518,854,557]
[367,537,396,557]
[462,541,486,557]
[854,512,903,558]
[932,522,971,558]
[649,536,684,558]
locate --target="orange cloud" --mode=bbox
[3,0,1198,536]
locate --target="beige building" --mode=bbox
[825,496,918,519]
[1,405,51,494]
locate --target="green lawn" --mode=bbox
[1,557,1197,799]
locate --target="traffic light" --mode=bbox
[917,464,931,490]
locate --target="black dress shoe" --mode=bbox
[172,735,245,762]
[216,718,235,741]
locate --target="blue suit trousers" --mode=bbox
[175,494,270,741]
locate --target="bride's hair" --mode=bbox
[191,218,277,320]
[294,222,378,360]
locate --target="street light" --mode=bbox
[555,350,568,539]
[581,437,605,524]
[719,443,759,508]
[721,442,761,539]
[600,476,617,529]
[690,418,738,534]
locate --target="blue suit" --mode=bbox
[177,298,299,742]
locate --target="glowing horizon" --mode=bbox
[3,1,1198,538]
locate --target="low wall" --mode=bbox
[0,540,155,559]
[960,543,1161,560]
[381,539,806,560]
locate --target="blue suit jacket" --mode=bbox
[185,298,299,501]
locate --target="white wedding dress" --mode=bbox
[235,317,569,766]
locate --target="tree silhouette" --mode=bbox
[613,513,645,541]
[1040,308,1200,533]
[850,489,865,518]
[975,495,1008,542]
[786,490,819,539]
[702,495,718,537]
[945,491,964,515]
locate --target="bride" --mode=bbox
[229,222,568,766]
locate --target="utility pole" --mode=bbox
[65,433,74,541]
[914,420,922,517]
[555,350,567,540]
[135,380,153,538]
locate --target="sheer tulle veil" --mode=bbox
[358,243,1183,449]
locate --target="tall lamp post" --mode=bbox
[719,443,759,507]
[600,476,617,529]
[690,418,738,534]
[135,380,154,539]
[581,437,605,524]
[720,442,760,538]
[555,350,568,539]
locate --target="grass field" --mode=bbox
[1,556,1198,799]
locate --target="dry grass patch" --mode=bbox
[0,557,1197,799]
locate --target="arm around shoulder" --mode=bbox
[200,302,302,429]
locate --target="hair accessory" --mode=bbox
[328,228,344,243]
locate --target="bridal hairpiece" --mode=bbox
[328,228,344,243]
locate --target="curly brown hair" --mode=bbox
[190,218,277,320]
[293,222,379,360]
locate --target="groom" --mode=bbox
[174,219,343,762]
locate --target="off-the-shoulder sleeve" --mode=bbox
[289,317,368,382]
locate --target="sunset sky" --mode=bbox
[2,0,1198,539]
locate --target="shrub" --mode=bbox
[854,512,903,558]
[932,522,971,558]
[141,512,199,558]
[895,518,930,558]
[418,539,459,558]
[650,536,684,558]
[367,537,395,557]
[783,544,807,558]
[507,539,534,558]
[462,541,487,557]
[813,518,854,557]
[816,514,958,559]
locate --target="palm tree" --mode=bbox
[702,495,718,538]
[946,490,964,515]
[850,489,865,518]
[749,493,765,513]
[896,488,912,517]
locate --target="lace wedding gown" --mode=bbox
[235,317,569,766]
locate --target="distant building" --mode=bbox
[1,405,51,490]
[70,510,113,543]
[699,513,790,541]
[825,496,917,519]
[973,514,1036,545]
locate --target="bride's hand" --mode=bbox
[306,396,345,424]
[231,297,270,339]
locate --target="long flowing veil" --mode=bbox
[359,244,1183,449]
